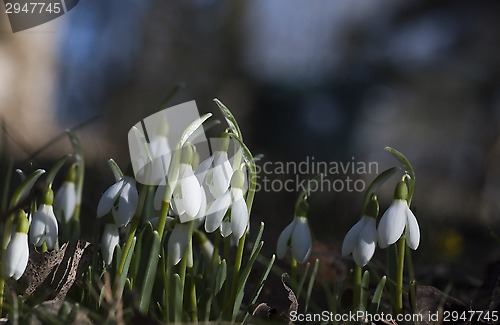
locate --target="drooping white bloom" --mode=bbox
[174,163,202,223]
[168,223,191,266]
[4,232,29,280]
[4,211,30,280]
[230,187,249,240]
[149,134,172,179]
[101,223,120,265]
[276,216,312,264]
[54,181,76,223]
[377,199,420,250]
[206,151,233,198]
[30,204,59,250]
[342,216,377,266]
[193,186,207,221]
[97,176,138,227]
[205,190,231,233]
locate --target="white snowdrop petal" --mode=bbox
[231,197,249,240]
[97,179,124,218]
[291,217,312,263]
[378,200,407,248]
[150,135,171,159]
[291,217,312,264]
[180,168,202,218]
[112,180,138,227]
[341,218,364,256]
[205,191,231,233]
[168,223,189,266]
[29,211,46,246]
[4,233,26,279]
[29,205,59,249]
[194,186,207,220]
[101,224,120,265]
[405,207,420,250]
[195,155,214,184]
[352,246,363,267]
[43,206,59,250]
[13,235,29,280]
[276,220,295,259]
[209,165,231,198]
[355,217,377,266]
[54,182,76,222]
[208,151,233,198]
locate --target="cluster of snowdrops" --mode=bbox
[0,100,421,323]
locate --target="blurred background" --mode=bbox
[1,0,500,284]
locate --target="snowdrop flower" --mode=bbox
[29,188,59,250]
[205,191,231,233]
[168,223,192,266]
[153,154,213,212]
[229,169,249,240]
[97,176,138,227]
[173,145,202,223]
[206,135,233,198]
[101,223,120,265]
[342,196,379,267]
[4,210,30,280]
[54,165,77,223]
[378,181,420,250]
[276,215,312,264]
[149,133,172,180]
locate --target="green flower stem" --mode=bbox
[223,236,232,316]
[179,220,194,322]
[229,233,246,318]
[188,266,198,322]
[156,200,170,239]
[386,237,397,311]
[353,265,362,311]
[68,131,85,239]
[406,246,417,313]
[178,253,188,321]
[163,254,171,323]
[396,236,406,314]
